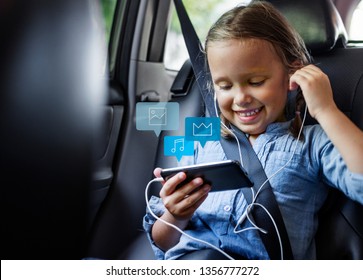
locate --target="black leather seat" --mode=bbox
[0,0,107,259]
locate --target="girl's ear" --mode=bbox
[289,60,303,76]
[289,79,299,92]
[288,60,304,90]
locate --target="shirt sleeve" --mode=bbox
[143,195,167,259]
[310,125,363,205]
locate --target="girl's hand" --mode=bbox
[289,64,337,121]
[154,167,211,222]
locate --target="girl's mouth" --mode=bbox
[238,107,262,117]
[236,106,263,119]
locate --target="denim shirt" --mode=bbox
[143,121,363,260]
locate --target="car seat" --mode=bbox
[0,0,107,259]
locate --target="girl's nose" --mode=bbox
[234,87,253,106]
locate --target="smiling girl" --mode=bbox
[143,1,363,260]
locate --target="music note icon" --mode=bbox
[171,138,184,153]
[164,136,194,161]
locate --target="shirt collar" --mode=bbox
[265,120,292,134]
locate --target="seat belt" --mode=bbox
[172,0,216,118]
[221,126,293,260]
[173,0,293,260]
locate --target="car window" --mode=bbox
[349,0,363,41]
[164,0,363,71]
[164,0,249,71]
[99,0,118,76]
[100,0,118,43]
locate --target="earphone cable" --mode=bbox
[145,177,235,260]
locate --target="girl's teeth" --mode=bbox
[240,108,261,117]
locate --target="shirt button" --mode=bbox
[223,205,231,212]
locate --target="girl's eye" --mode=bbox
[217,84,232,91]
[249,80,265,86]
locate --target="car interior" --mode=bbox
[1,0,362,260]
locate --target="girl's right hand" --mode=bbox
[154,167,211,222]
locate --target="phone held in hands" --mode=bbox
[160,160,253,192]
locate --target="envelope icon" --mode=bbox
[193,122,213,136]
[149,107,167,126]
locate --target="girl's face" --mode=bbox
[207,38,290,140]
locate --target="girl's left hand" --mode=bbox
[289,64,337,121]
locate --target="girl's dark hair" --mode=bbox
[205,0,311,139]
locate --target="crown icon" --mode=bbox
[192,122,213,136]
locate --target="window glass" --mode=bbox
[349,1,363,41]
[100,0,118,44]
[99,0,118,76]
[164,0,248,71]
[164,0,363,71]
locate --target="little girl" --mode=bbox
[143,1,363,259]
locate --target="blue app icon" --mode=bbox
[185,117,220,147]
[136,102,179,136]
[164,136,194,161]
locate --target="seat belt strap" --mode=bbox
[173,0,293,259]
[173,0,216,118]
[221,126,293,260]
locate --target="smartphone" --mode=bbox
[160,160,253,192]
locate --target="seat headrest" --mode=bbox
[268,0,348,54]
